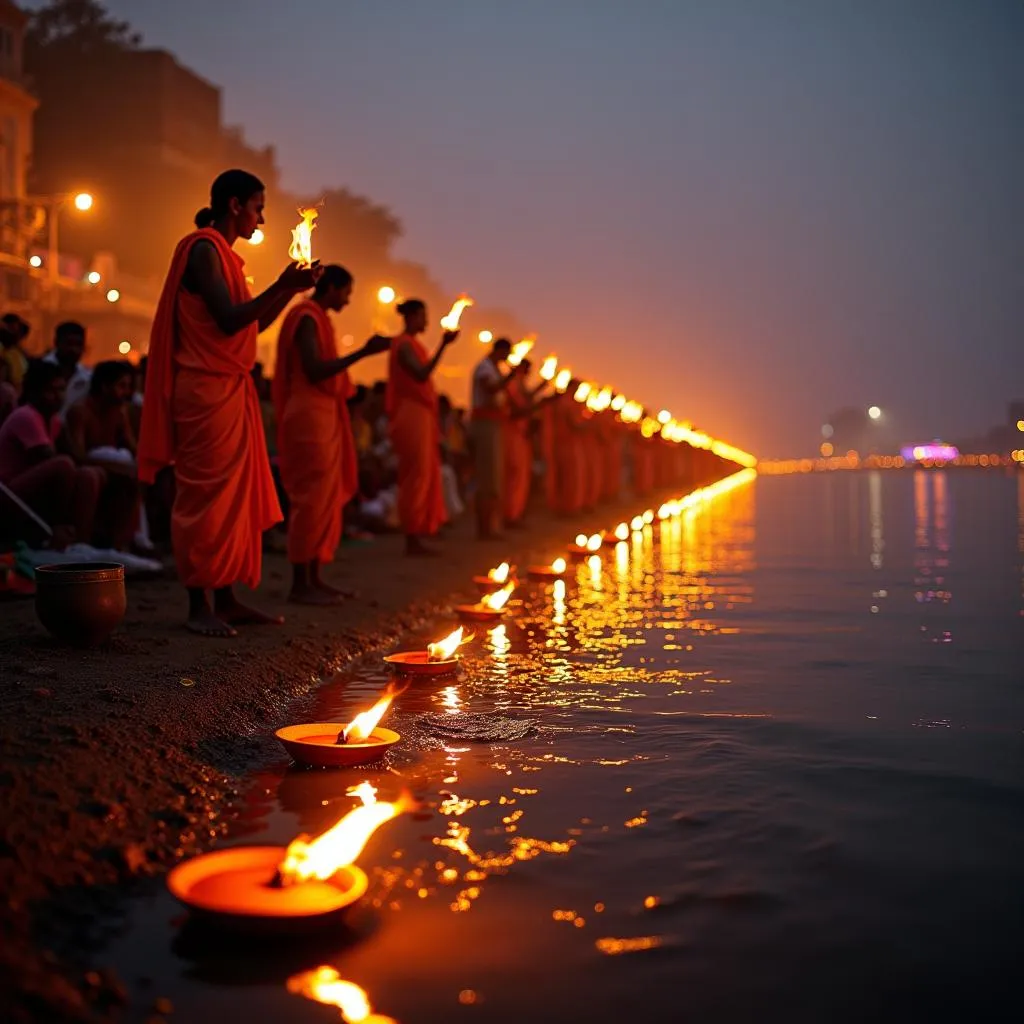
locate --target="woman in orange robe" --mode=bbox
[553,385,586,516]
[273,264,389,604]
[503,359,534,527]
[386,299,458,555]
[138,169,317,637]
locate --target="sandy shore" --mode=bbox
[0,495,667,1022]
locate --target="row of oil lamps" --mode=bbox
[166,469,755,934]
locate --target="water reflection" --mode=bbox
[914,470,953,643]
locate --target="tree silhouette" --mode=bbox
[25,0,141,67]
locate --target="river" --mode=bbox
[103,469,1024,1023]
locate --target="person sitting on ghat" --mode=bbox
[62,359,144,552]
[0,360,101,547]
[43,321,92,418]
[1,313,30,395]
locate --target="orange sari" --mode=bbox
[273,300,357,565]
[138,228,281,590]
[554,395,585,515]
[387,334,446,536]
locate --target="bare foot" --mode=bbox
[216,596,285,626]
[289,584,344,606]
[185,609,238,637]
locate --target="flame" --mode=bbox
[507,337,534,367]
[611,394,626,411]
[341,688,397,743]
[575,533,587,547]
[554,369,572,393]
[539,356,558,381]
[586,533,602,552]
[277,783,409,885]
[614,522,629,541]
[551,557,567,574]
[481,582,514,611]
[488,562,510,583]
[288,206,318,267]
[427,626,465,661]
[287,966,396,1024]
[574,382,592,403]
[440,295,473,331]
[631,516,644,531]
[643,510,655,525]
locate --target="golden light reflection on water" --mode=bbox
[278,471,758,1009]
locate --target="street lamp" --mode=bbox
[106,288,120,303]
[73,192,94,212]
[377,285,396,304]
[868,406,882,420]
[86,270,101,285]
[478,330,493,344]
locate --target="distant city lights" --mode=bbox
[105,288,120,303]
[868,406,882,420]
[820,442,834,456]
[821,423,834,439]
[1017,419,1024,432]
[86,270,101,284]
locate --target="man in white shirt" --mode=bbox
[470,336,515,540]
[42,321,92,419]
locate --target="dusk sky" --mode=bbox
[88,1,1023,455]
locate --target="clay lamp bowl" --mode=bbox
[384,651,460,676]
[455,602,506,623]
[275,723,400,769]
[167,847,367,934]
[34,561,126,647]
[527,559,568,582]
[472,574,517,595]
[565,544,590,560]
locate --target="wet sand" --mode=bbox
[0,496,669,1023]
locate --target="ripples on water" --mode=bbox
[107,471,1023,1023]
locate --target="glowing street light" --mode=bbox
[478,330,493,344]
[248,228,265,246]
[377,285,396,304]
[868,406,882,420]
[29,255,42,268]
[118,341,131,355]
[86,270,101,285]
[106,288,120,303]
[73,192,94,212]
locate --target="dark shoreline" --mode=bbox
[0,492,679,1023]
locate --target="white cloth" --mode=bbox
[472,357,506,413]
[43,351,91,419]
[440,463,464,519]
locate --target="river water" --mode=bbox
[105,470,1023,1023]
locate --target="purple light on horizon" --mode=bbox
[901,443,959,462]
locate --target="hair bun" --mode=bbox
[194,206,215,228]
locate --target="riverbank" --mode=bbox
[0,495,664,1023]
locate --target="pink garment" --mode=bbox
[0,405,60,482]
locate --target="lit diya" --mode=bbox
[383,625,469,674]
[276,687,402,769]
[472,561,516,594]
[527,557,568,581]
[440,294,473,331]
[567,532,603,558]
[167,782,411,930]
[455,581,514,622]
[289,205,319,267]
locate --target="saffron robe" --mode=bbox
[387,334,446,536]
[138,228,281,589]
[273,300,357,564]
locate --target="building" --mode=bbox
[0,0,38,318]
